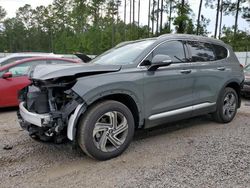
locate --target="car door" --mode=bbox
[143,40,194,128]
[0,60,46,107]
[187,41,229,116]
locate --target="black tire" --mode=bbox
[213,87,238,123]
[77,100,135,160]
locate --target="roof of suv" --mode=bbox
[157,34,226,45]
[116,34,227,48]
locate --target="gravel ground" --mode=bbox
[0,100,250,188]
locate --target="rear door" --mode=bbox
[143,40,194,127]
[187,41,229,115]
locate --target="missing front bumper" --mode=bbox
[18,101,86,142]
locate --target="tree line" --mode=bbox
[0,0,249,54]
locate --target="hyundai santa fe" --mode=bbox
[17,34,244,160]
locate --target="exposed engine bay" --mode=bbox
[17,64,121,143]
[18,78,83,143]
[17,63,121,143]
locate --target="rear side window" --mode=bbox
[187,41,215,62]
[212,44,228,60]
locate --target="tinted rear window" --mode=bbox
[187,41,215,62]
[212,44,228,60]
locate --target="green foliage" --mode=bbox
[0,0,151,54]
[221,26,250,51]
[0,0,249,54]
[242,6,250,22]
[173,1,193,33]
[197,15,210,36]
[0,6,6,21]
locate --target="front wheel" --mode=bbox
[77,100,135,160]
[213,87,238,123]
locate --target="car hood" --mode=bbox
[30,63,121,81]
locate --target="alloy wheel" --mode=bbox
[223,92,236,119]
[93,111,129,152]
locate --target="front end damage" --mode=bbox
[17,77,85,143]
[17,64,121,143]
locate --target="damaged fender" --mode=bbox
[67,103,86,140]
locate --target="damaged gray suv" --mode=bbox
[18,34,244,160]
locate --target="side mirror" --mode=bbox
[2,72,12,79]
[148,55,172,71]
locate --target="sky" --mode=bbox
[0,0,249,35]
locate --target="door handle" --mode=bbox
[180,69,192,74]
[217,67,225,71]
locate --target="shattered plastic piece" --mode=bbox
[3,144,13,150]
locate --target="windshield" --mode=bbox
[91,40,155,65]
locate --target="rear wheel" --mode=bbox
[213,87,238,123]
[77,100,135,160]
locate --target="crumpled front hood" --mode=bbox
[30,63,121,81]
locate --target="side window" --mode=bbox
[212,44,228,60]
[151,40,187,63]
[8,60,46,77]
[47,60,72,64]
[0,70,5,77]
[187,41,216,62]
[9,64,30,76]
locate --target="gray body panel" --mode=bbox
[71,68,145,126]
[30,34,244,129]
[142,63,194,127]
[190,46,243,115]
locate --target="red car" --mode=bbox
[0,57,81,108]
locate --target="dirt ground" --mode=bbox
[0,100,250,188]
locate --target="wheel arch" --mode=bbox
[221,80,242,108]
[85,92,142,129]
[69,91,143,141]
